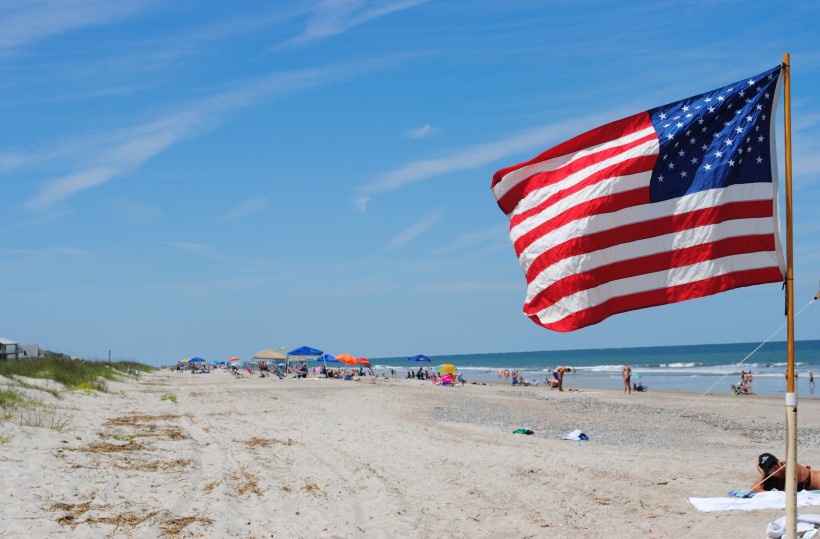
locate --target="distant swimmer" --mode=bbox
[622,365,632,394]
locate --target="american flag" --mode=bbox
[492,65,785,332]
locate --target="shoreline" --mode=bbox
[3,369,820,537]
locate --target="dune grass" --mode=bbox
[0,355,154,393]
[0,385,71,430]
[0,355,153,432]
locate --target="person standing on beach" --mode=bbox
[810,371,815,394]
[555,366,571,391]
[622,365,632,394]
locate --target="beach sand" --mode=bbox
[3,369,820,538]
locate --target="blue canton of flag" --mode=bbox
[649,66,781,202]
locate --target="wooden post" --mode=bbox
[782,52,797,539]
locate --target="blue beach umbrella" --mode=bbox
[288,346,324,376]
[408,354,431,362]
[288,346,323,356]
[188,357,206,363]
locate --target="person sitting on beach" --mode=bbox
[730,383,750,395]
[751,453,820,492]
[632,381,647,392]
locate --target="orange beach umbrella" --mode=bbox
[335,354,358,365]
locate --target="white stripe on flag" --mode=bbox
[532,251,781,326]
[492,126,658,205]
[513,137,659,218]
[516,182,776,274]
[524,216,777,303]
[510,171,651,243]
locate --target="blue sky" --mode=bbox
[3,1,820,365]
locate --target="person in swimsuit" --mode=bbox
[622,365,632,394]
[554,366,572,392]
[751,452,820,492]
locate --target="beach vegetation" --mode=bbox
[76,381,107,395]
[0,387,24,418]
[160,393,178,403]
[0,355,152,394]
[0,432,11,445]
[1,384,71,431]
[18,402,71,431]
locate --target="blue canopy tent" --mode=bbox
[287,346,323,377]
[187,357,207,373]
[288,346,323,356]
[408,354,431,362]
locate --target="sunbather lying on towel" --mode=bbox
[751,453,820,492]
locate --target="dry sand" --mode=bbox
[3,368,820,538]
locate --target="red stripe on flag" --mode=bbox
[532,267,785,332]
[493,113,654,214]
[521,199,775,282]
[500,135,657,219]
[509,154,656,228]
[524,234,777,316]
[514,188,649,255]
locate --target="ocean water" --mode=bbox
[370,340,820,397]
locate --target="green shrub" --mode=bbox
[161,393,178,403]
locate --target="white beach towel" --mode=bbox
[561,429,589,441]
[689,491,820,512]
[766,513,820,538]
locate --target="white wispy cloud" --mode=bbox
[26,167,118,211]
[405,124,438,139]
[165,241,221,259]
[354,111,631,212]
[221,196,270,220]
[0,0,153,50]
[382,211,443,252]
[282,0,428,48]
[22,59,399,211]
[0,247,94,258]
[107,198,162,225]
[431,224,508,255]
